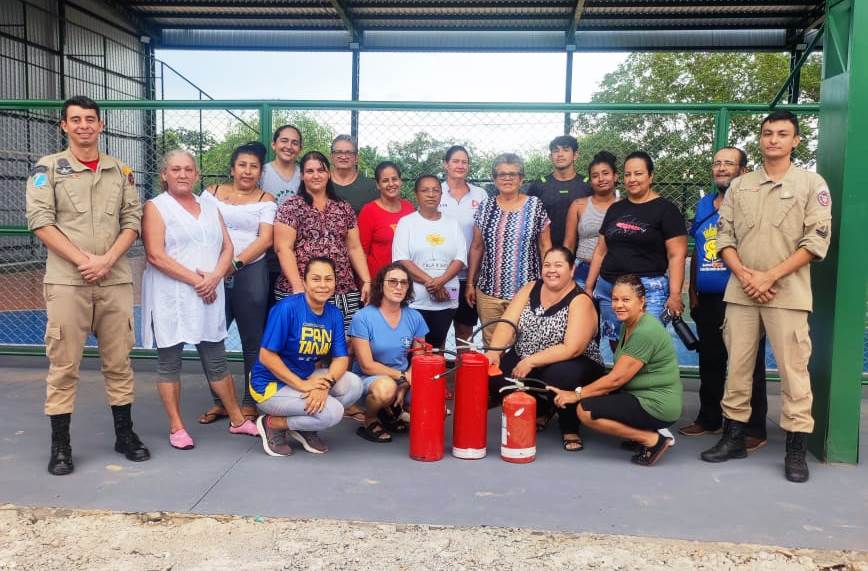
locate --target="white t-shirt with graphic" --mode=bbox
[392,211,467,311]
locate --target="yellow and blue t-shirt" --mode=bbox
[249,293,348,402]
[690,193,730,294]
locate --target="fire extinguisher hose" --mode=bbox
[497,377,550,395]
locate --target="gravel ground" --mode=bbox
[0,505,865,571]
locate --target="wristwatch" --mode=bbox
[231,258,245,271]
[574,386,583,400]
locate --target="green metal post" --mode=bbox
[811,0,867,464]
[259,104,273,161]
[713,107,730,152]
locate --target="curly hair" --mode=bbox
[368,262,414,308]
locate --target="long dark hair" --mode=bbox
[297,151,345,206]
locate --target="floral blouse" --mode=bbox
[275,195,359,295]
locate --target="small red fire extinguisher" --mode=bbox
[408,342,447,462]
[499,378,547,464]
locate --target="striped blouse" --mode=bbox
[473,195,550,300]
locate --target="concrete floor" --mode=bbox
[0,356,866,551]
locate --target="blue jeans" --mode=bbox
[595,275,668,341]
[573,261,591,291]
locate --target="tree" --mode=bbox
[574,51,821,219]
[156,127,217,157]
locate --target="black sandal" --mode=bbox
[562,433,584,452]
[536,410,555,433]
[379,405,409,434]
[356,420,392,443]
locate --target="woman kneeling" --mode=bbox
[349,263,429,443]
[250,257,363,456]
[549,274,682,466]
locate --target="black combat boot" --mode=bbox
[48,413,74,476]
[700,418,747,463]
[784,432,810,483]
[111,403,151,462]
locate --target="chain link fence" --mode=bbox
[1,100,862,377]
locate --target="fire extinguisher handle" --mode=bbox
[465,318,520,352]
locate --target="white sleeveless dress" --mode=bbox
[141,192,227,349]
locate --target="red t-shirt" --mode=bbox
[80,158,100,171]
[358,199,415,278]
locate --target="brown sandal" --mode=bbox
[198,406,228,424]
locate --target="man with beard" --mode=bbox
[679,147,767,451]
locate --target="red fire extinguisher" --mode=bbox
[451,319,519,460]
[409,343,447,462]
[499,378,548,464]
[451,350,489,459]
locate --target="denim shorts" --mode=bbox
[595,274,668,341]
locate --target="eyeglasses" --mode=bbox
[385,278,410,288]
[494,171,522,179]
[331,150,356,157]
[712,160,739,168]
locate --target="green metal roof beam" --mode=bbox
[771,23,824,107]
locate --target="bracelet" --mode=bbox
[396,373,409,388]
[324,377,336,388]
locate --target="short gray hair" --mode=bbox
[331,134,357,153]
[491,153,524,179]
[159,149,198,174]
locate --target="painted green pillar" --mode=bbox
[812,0,868,463]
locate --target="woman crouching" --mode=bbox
[250,257,363,456]
[349,263,429,442]
[548,273,682,465]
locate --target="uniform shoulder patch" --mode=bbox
[32,173,48,189]
[55,158,74,176]
[817,187,831,207]
[121,165,135,185]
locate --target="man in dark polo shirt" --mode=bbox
[527,135,592,246]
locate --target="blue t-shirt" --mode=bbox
[249,293,348,402]
[348,305,429,375]
[690,193,731,294]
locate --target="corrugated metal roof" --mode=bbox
[124,0,825,51]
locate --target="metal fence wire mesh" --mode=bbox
[0,101,863,376]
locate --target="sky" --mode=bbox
[156,50,628,102]
[153,50,630,157]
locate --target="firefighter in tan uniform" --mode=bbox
[25,96,150,475]
[700,110,832,483]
